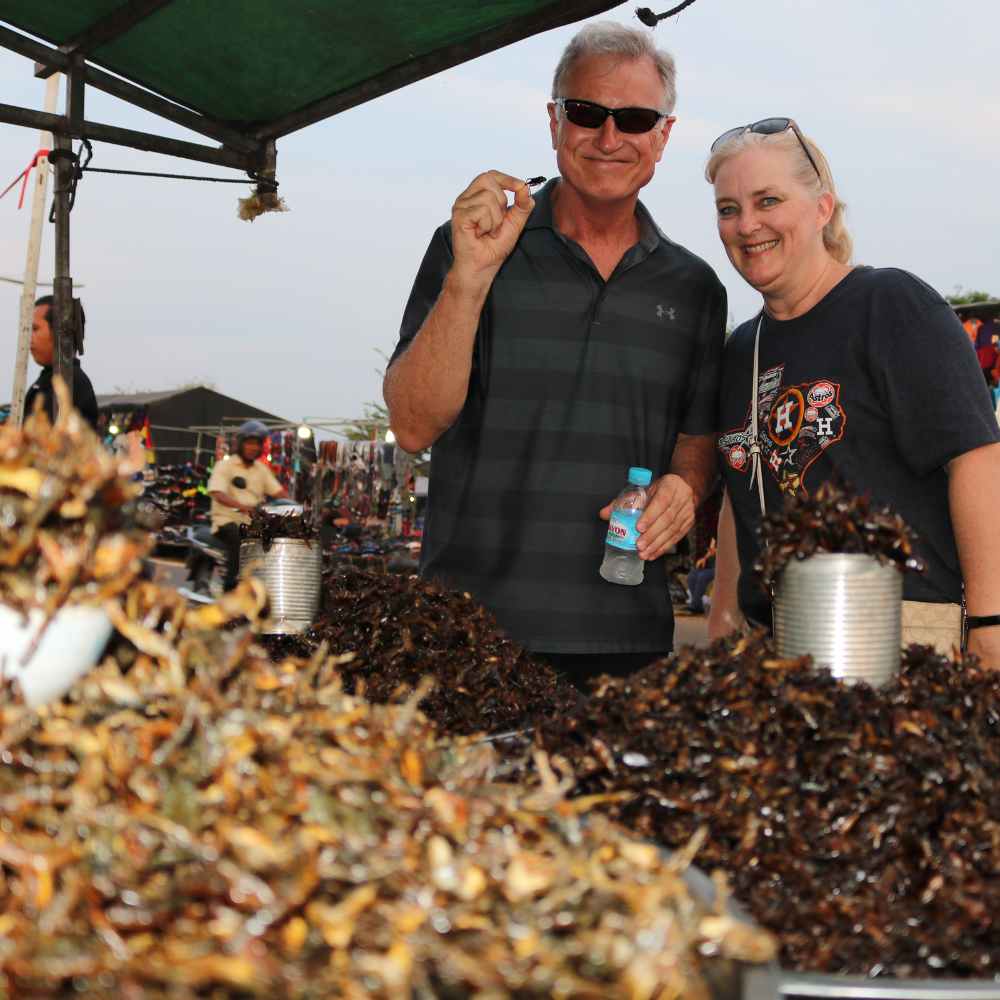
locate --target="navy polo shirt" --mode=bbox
[392,179,727,654]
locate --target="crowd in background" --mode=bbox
[964,314,1000,418]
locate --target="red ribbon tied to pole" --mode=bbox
[0,149,51,209]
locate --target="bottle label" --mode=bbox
[606,510,640,551]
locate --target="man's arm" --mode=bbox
[607,433,717,562]
[948,442,1000,668]
[383,273,490,454]
[261,466,288,501]
[209,490,254,515]
[384,171,534,454]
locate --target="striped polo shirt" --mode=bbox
[392,179,726,654]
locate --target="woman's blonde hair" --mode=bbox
[705,127,852,265]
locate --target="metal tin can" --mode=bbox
[773,553,901,686]
[240,538,322,635]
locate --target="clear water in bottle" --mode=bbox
[600,466,653,586]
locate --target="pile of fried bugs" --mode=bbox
[262,570,583,737]
[755,481,925,590]
[537,631,1000,979]
[241,507,315,551]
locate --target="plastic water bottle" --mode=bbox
[600,466,653,586]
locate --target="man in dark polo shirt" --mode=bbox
[384,22,726,685]
[23,294,99,430]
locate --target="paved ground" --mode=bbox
[673,611,710,649]
[147,557,187,589]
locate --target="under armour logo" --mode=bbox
[774,400,796,433]
[656,304,676,321]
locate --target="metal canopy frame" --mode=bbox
[0,22,267,171]
[0,0,625,420]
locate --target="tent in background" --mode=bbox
[96,385,315,467]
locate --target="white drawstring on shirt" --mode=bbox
[748,312,766,517]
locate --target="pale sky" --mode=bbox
[1,0,998,429]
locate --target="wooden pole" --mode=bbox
[10,73,59,428]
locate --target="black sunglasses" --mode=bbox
[554,97,668,135]
[710,117,821,180]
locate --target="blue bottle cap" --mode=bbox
[627,466,653,486]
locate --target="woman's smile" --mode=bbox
[743,237,780,255]
[712,144,836,301]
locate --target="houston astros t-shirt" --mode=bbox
[718,267,1000,625]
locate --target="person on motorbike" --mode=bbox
[189,420,287,595]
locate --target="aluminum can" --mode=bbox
[774,553,901,686]
[240,538,321,635]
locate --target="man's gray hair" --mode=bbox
[551,22,677,114]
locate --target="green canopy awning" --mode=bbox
[1,0,627,162]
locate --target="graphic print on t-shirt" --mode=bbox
[718,363,846,497]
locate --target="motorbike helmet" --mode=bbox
[235,419,269,446]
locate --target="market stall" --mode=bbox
[313,439,417,527]
[96,386,288,466]
[5,5,1000,998]
[93,385,314,551]
[5,402,1000,997]
[0,398,779,997]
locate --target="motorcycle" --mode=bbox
[176,524,228,604]
[177,498,303,604]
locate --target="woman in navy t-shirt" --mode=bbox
[703,118,1000,664]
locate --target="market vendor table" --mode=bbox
[743,968,1000,999]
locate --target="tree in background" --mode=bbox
[340,400,430,480]
[340,350,431,470]
[946,287,995,306]
[342,401,391,443]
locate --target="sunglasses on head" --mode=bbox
[710,117,822,180]
[554,97,669,135]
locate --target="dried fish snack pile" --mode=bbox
[0,383,151,614]
[0,621,776,998]
[756,480,925,589]
[264,569,582,736]
[241,506,315,551]
[537,631,1000,979]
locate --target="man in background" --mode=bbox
[201,419,287,593]
[23,294,98,429]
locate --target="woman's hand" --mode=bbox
[948,443,1000,670]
